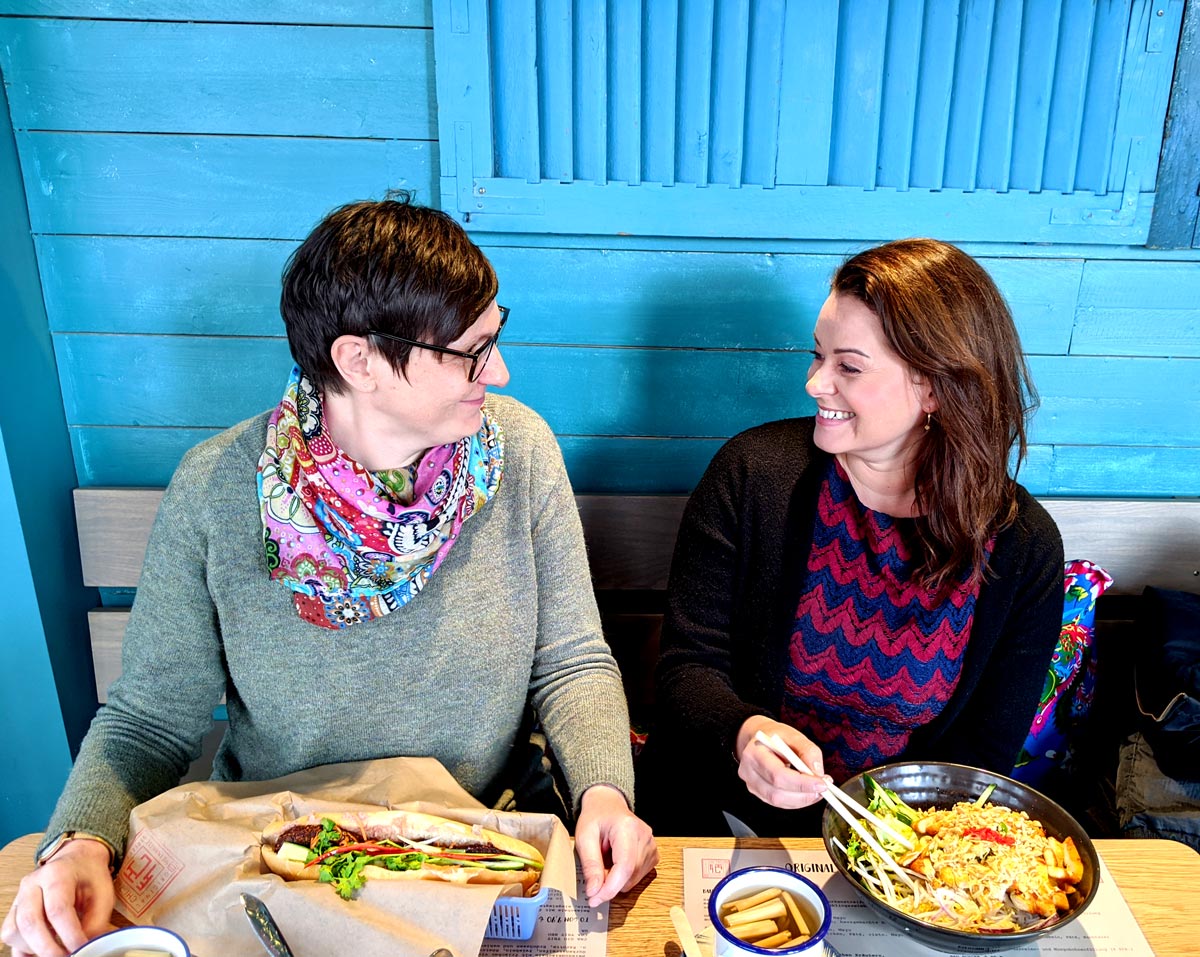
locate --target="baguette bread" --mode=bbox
[261,810,544,894]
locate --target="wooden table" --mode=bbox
[3,834,1198,955]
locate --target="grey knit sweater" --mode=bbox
[41,395,633,862]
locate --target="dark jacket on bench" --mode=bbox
[640,416,1064,837]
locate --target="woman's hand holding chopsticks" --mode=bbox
[734,716,832,810]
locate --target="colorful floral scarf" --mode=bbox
[256,366,504,629]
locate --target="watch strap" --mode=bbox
[37,830,117,873]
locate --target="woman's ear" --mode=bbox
[329,335,377,393]
[912,374,939,414]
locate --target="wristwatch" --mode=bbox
[37,831,117,873]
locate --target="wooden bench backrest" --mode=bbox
[75,488,1200,701]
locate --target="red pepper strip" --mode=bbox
[309,843,516,868]
[963,826,1015,846]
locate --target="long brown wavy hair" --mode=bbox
[831,239,1038,591]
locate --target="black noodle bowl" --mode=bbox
[820,762,1100,955]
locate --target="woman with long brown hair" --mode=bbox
[641,238,1063,837]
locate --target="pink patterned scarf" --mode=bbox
[256,366,504,629]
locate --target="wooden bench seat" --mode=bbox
[75,489,1200,710]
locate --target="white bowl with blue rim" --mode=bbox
[70,925,190,957]
[708,866,832,957]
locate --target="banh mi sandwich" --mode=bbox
[261,810,545,899]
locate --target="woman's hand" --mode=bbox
[0,839,115,957]
[735,715,831,810]
[573,784,659,908]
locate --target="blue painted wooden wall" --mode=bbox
[0,73,91,845]
[1,1,1199,840]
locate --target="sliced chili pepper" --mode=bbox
[963,826,1016,845]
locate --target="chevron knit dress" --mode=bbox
[780,460,989,781]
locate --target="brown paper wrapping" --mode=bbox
[112,756,575,957]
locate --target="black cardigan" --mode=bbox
[639,417,1064,837]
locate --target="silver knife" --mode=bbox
[241,892,297,957]
[722,810,760,839]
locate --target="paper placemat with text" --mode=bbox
[683,847,1154,957]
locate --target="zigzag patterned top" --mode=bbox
[780,460,988,781]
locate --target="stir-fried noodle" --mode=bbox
[831,778,1086,933]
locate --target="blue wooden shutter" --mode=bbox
[432,0,1183,244]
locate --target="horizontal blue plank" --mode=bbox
[54,335,1200,448]
[71,427,222,487]
[1038,444,1200,497]
[20,133,436,237]
[38,237,292,335]
[448,178,1154,244]
[54,335,817,435]
[69,423,1200,499]
[38,236,1079,354]
[492,248,1078,354]
[1016,444,1052,495]
[70,425,727,494]
[1027,354,1200,445]
[351,228,1200,261]
[1073,260,1200,356]
[0,20,434,139]
[56,336,293,427]
[0,2,430,25]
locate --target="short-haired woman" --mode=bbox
[3,195,657,957]
[641,238,1064,837]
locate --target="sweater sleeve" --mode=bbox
[655,440,768,766]
[38,451,229,864]
[520,419,635,812]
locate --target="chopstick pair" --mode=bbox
[752,730,918,891]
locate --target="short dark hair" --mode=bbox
[280,191,498,394]
[832,238,1037,590]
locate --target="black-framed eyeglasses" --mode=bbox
[369,305,509,382]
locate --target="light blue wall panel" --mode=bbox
[19,133,435,238]
[55,334,1199,450]
[34,238,1081,354]
[0,435,74,845]
[491,0,540,182]
[641,0,679,186]
[56,335,293,427]
[71,425,731,494]
[0,77,90,843]
[55,335,815,435]
[453,0,1181,244]
[1028,355,1200,446]
[829,0,886,188]
[37,236,293,336]
[72,427,222,488]
[67,422,1200,500]
[775,1,837,187]
[1073,261,1200,357]
[741,0,784,188]
[1041,446,1200,497]
[975,0,1022,191]
[708,0,750,188]
[537,1,574,181]
[0,20,435,139]
[876,0,922,190]
[446,178,1155,243]
[0,2,431,25]
[574,0,607,185]
[608,0,643,185]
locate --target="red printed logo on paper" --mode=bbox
[115,830,184,917]
[701,858,729,880]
